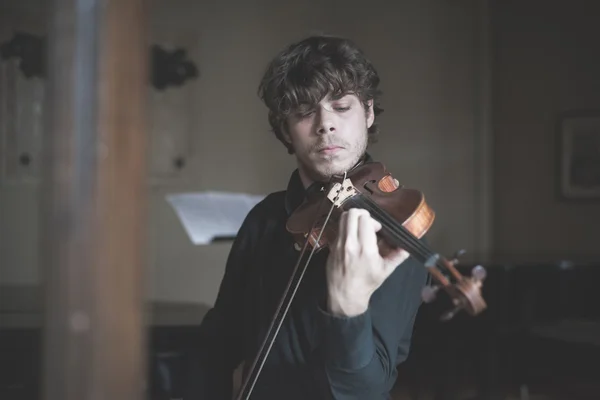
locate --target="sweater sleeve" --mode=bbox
[183,209,258,400]
[317,254,428,399]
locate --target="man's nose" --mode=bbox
[316,109,336,135]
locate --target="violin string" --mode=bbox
[345,195,440,269]
[346,195,428,257]
[354,195,450,276]
[361,196,439,265]
[354,194,452,275]
[235,175,343,400]
[360,195,434,258]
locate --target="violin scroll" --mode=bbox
[421,248,487,321]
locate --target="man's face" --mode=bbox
[284,93,374,183]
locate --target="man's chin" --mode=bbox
[299,152,362,180]
[310,162,358,182]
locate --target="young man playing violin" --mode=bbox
[184,35,429,400]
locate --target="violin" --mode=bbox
[235,160,487,400]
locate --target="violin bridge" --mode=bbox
[326,178,357,207]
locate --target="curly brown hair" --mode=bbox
[257,35,384,154]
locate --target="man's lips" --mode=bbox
[318,146,343,154]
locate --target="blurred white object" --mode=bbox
[166,191,265,245]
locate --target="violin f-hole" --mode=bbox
[362,179,378,195]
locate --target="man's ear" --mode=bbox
[280,124,294,149]
[366,100,375,128]
[281,128,292,146]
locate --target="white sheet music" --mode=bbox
[166,191,266,245]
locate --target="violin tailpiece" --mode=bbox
[326,178,356,207]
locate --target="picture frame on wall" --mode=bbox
[557,110,600,200]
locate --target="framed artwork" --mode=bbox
[557,110,600,200]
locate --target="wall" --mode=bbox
[492,1,600,263]
[0,0,489,307]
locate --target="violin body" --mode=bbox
[286,160,487,320]
[286,161,435,252]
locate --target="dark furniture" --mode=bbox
[0,286,208,400]
[2,262,600,400]
[399,262,600,400]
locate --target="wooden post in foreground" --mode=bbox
[40,0,148,399]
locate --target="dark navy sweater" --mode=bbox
[184,158,428,400]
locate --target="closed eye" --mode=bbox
[294,110,314,119]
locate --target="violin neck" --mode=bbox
[344,195,440,268]
[376,221,438,265]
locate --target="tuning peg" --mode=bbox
[471,265,487,282]
[421,285,440,303]
[440,304,463,321]
[451,249,467,265]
